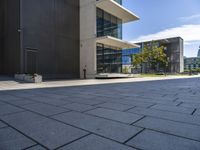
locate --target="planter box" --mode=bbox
[14,74,42,83]
[14,74,25,81]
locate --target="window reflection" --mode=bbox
[97,43,122,73]
[97,8,122,39]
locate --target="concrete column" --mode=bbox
[80,0,97,79]
[179,38,184,73]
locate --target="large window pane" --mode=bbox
[96,8,122,39]
[97,43,122,73]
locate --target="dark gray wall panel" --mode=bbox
[22,0,80,78]
[3,0,21,74]
[0,0,4,73]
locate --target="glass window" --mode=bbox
[114,0,122,5]
[96,8,122,39]
[97,43,122,73]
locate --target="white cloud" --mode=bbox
[131,24,200,43]
[179,14,200,22]
[130,24,200,57]
[184,41,200,46]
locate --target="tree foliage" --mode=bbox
[132,42,168,73]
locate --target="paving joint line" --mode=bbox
[22,144,39,150]
[131,116,146,125]
[84,110,144,126]
[122,106,137,112]
[0,119,49,149]
[51,115,142,149]
[82,107,101,113]
[176,102,183,106]
[191,108,197,115]
[134,125,200,143]
[54,133,92,150]
[124,128,145,144]
[146,103,157,108]
[173,97,179,102]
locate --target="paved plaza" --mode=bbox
[0,76,200,150]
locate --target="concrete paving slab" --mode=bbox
[1,111,88,149]
[25,145,47,150]
[62,103,95,112]
[1,76,200,149]
[86,108,143,124]
[180,102,200,109]
[134,117,200,141]
[194,109,200,116]
[66,97,105,105]
[96,102,134,111]
[59,134,136,150]
[0,104,24,116]
[151,104,194,114]
[22,103,70,116]
[0,121,7,128]
[38,93,70,100]
[0,101,6,105]
[111,99,154,108]
[128,107,200,126]
[126,129,200,150]
[29,96,72,106]
[6,99,36,106]
[5,91,39,99]
[125,96,180,106]
[53,111,143,143]
[0,94,22,101]
[0,127,35,150]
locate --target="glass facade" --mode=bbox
[97,43,122,73]
[184,57,200,70]
[114,0,122,5]
[97,8,122,39]
[122,48,141,65]
[96,7,123,73]
[96,0,122,5]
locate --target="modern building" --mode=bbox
[197,46,200,57]
[184,57,200,70]
[0,0,139,79]
[81,0,139,78]
[122,37,184,73]
[184,45,200,71]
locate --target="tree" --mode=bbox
[151,45,168,72]
[122,66,129,74]
[132,41,168,74]
[132,53,145,73]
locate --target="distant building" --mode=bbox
[184,57,200,70]
[185,46,200,71]
[198,46,200,57]
[122,37,184,73]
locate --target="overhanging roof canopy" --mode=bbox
[96,0,139,23]
[96,36,140,49]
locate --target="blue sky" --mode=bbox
[122,0,200,57]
